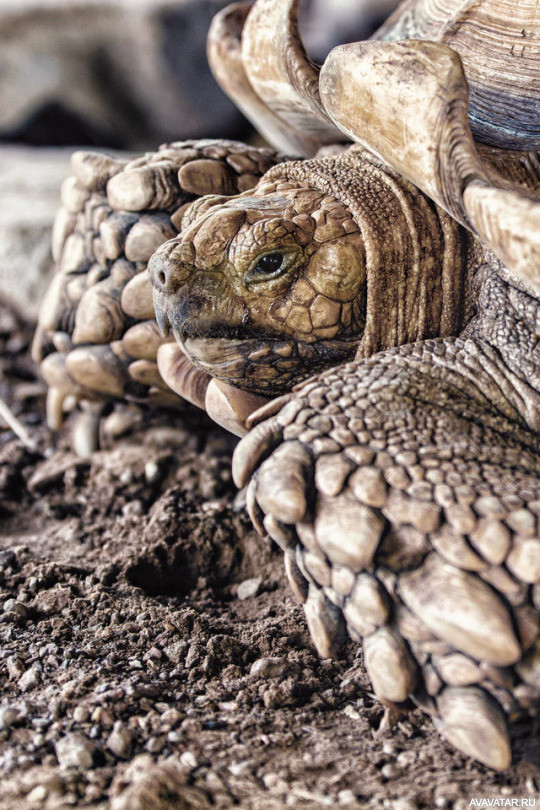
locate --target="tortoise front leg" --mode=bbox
[35,141,284,454]
[233,337,540,770]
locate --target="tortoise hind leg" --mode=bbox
[233,336,540,770]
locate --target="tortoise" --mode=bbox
[35,0,540,771]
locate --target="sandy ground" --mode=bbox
[1,302,540,809]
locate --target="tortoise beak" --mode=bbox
[154,304,171,338]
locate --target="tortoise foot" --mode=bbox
[233,343,540,769]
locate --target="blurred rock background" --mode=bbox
[0,0,397,319]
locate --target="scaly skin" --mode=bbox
[149,143,540,769]
[149,147,462,394]
[33,139,283,449]
[231,259,540,770]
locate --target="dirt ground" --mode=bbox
[1,302,539,810]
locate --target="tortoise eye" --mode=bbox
[254,253,284,275]
[246,251,293,284]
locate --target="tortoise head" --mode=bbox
[148,182,367,395]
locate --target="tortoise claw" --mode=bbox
[304,583,347,659]
[246,478,265,536]
[255,440,312,524]
[435,687,511,771]
[205,380,270,438]
[157,343,209,409]
[232,415,284,486]
[72,401,106,458]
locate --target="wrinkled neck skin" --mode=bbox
[268,148,464,359]
[460,236,540,432]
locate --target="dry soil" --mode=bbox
[1,303,539,809]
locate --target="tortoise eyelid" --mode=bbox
[244,249,297,285]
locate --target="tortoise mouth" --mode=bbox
[155,299,361,395]
[178,333,359,396]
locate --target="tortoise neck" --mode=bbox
[462,240,540,430]
[264,148,465,357]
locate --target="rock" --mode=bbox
[55,733,96,769]
[144,461,161,484]
[337,789,359,806]
[179,751,198,769]
[236,577,262,600]
[0,705,23,729]
[2,598,30,624]
[18,666,40,692]
[27,785,48,803]
[380,762,403,779]
[34,586,71,615]
[250,657,287,679]
[390,800,418,810]
[109,754,212,810]
[72,705,90,723]
[107,722,134,759]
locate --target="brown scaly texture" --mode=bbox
[144,133,540,768]
[149,147,463,395]
[259,147,464,356]
[33,0,540,770]
[32,139,283,451]
[230,149,540,770]
[35,130,540,768]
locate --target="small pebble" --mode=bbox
[0,705,22,729]
[250,657,287,679]
[144,461,160,483]
[145,736,164,754]
[262,773,288,794]
[160,708,184,727]
[19,666,40,692]
[55,733,95,769]
[237,577,262,600]
[7,656,25,679]
[107,723,133,759]
[179,751,198,769]
[396,750,416,767]
[2,599,29,623]
[338,789,358,805]
[73,705,90,723]
[228,759,254,776]
[27,785,48,803]
[380,763,402,780]
[122,500,143,518]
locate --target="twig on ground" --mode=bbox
[0,395,40,453]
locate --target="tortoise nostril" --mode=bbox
[149,251,190,296]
